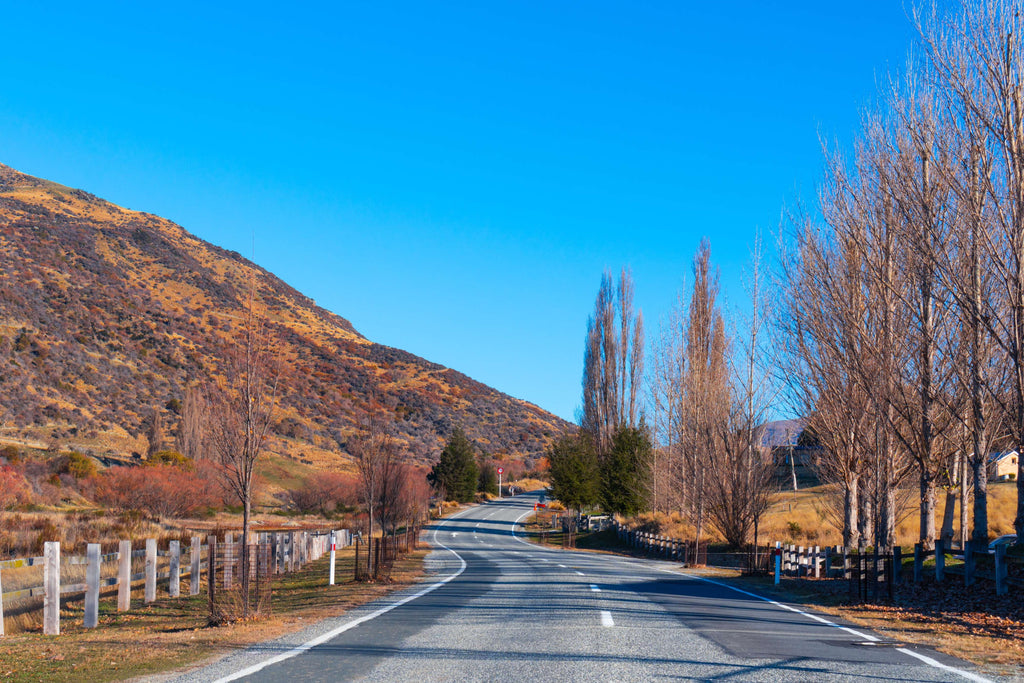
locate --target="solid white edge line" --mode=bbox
[657,568,992,682]
[600,610,614,627]
[896,648,993,683]
[210,508,472,683]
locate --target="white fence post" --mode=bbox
[145,538,157,603]
[118,540,131,611]
[169,540,181,598]
[85,543,100,628]
[190,536,201,596]
[43,541,60,635]
[224,533,233,589]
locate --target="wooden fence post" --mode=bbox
[145,539,157,603]
[934,539,945,583]
[893,546,902,584]
[964,540,974,587]
[43,541,59,635]
[118,540,131,611]
[84,543,100,628]
[190,536,201,596]
[913,543,922,583]
[169,540,181,598]
[995,543,1008,596]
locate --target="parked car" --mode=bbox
[989,534,1017,553]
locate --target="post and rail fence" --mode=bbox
[0,527,352,636]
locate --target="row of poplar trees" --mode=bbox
[779,0,1024,551]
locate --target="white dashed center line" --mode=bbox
[600,610,614,627]
[575,571,585,576]
[590,584,600,592]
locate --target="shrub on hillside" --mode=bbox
[148,450,191,467]
[96,463,222,518]
[0,466,32,509]
[64,452,98,479]
[288,472,358,516]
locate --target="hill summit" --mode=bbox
[0,163,569,468]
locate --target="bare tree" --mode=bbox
[350,412,400,578]
[207,279,280,616]
[679,241,730,555]
[581,269,644,453]
[146,408,164,458]
[915,0,1022,542]
[176,384,208,461]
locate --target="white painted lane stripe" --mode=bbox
[590,584,600,592]
[600,610,614,627]
[657,568,991,682]
[211,507,473,683]
[896,648,992,683]
[658,569,878,642]
[575,571,584,576]
[558,564,567,568]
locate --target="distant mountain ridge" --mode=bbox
[0,163,569,467]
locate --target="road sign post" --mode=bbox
[497,467,504,498]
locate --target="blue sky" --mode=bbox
[0,2,919,421]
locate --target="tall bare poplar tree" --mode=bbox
[581,269,644,453]
[207,277,279,616]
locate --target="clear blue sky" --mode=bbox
[0,2,918,422]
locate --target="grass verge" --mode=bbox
[0,544,427,683]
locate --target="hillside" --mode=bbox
[0,163,570,469]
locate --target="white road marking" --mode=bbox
[575,571,585,576]
[211,507,472,683]
[659,568,991,682]
[896,649,992,683]
[590,584,600,592]
[558,564,567,568]
[600,610,614,627]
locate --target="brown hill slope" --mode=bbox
[0,163,569,468]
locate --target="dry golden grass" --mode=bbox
[508,478,548,492]
[0,544,428,682]
[757,481,1019,548]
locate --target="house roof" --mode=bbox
[756,419,807,449]
[990,450,1019,464]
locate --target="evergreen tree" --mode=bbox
[478,459,499,496]
[427,426,479,503]
[548,432,600,513]
[601,425,652,516]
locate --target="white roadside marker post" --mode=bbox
[774,541,782,585]
[329,530,337,586]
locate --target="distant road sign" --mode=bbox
[497,467,504,474]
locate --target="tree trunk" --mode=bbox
[972,456,989,544]
[843,476,859,548]
[920,473,937,549]
[241,495,251,618]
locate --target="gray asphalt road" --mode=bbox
[164,492,1003,682]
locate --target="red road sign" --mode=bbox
[497,467,504,474]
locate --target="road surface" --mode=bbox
[166,492,999,682]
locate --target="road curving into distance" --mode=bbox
[166,491,999,683]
